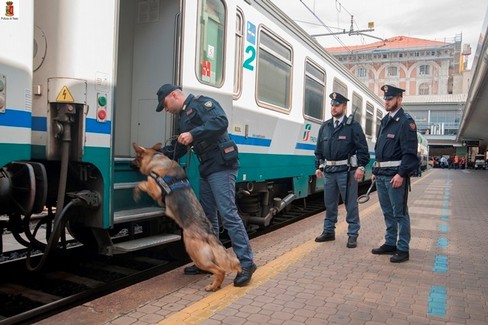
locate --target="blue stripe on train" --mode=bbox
[30,116,112,134]
[295,143,315,150]
[230,134,272,147]
[0,109,31,128]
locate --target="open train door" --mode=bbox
[114,0,182,155]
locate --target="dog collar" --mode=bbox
[150,172,191,195]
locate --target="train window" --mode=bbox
[233,8,244,98]
[366,102,374,136]
[303,59,326,121]
[196,0,226,87]
[332,78,347,98]
[376,109,383,136]
[256,27,293,111]
[352,92,363,125]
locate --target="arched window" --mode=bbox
[419,83,429,95]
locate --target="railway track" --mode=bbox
[0,186,375,324]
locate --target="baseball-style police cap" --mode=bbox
[156,84,181,112]
[329,92,349,105]
[381,84,405,100]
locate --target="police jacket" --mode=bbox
[314,117,370,173]
[373,107,419,177]
[161,94,238,177]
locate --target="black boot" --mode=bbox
[390,251,409,263]
[371,244,397,255]
[184,264,211,275]
[234,263,257,287]
[347,236,357,248]
[315,231,335,242]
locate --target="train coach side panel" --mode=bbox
[0,0,34,167]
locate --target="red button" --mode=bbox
[98,109,107,120]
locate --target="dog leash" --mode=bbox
[165,134,192,171]
[357,180,375,204]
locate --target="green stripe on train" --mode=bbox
[83,147,112,228]
[0,143,31,167]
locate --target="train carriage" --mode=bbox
[0,0,385,261]
[417,132,429,171]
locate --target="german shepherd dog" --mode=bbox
[132,143,241,291]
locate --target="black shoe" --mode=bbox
[347,236,357,248]
[234,263,257,287]
[371,244,397,255]
[390,251,409,263]
[315,231,335,242]
[183,264,211,275]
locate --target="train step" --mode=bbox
[111,233,181,254]
[113,157,158,211]
[114,207,165,224]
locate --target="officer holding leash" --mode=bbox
[314,92,370,248]
[371,85,419,263]
[155,84,256,287]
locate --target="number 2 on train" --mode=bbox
[243,45,256,71]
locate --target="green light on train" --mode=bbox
[98,95,107,106]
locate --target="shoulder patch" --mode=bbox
[204,101,213,108]
[409,122,417,131]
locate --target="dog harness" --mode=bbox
[149,172,192,195]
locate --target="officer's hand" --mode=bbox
[178,132,193,146]
[390,174,404,188]
[354,168,364,181]
[315,169,323,178]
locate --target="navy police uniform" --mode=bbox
[160,94,238,177]
[156,84,255,286]
[372,85,419,262]
[314,92,370,243]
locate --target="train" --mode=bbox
[0,0,387,264]
[417,132,429,171]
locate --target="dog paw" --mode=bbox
[133,188,141,202]
[205,284,220,292]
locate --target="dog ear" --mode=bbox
[152,143,163,151]
[132,143,145,154]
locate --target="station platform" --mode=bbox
[38,168,488,325]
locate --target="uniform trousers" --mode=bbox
[322,170,360,237]
[375,174,411,252]
[199,168,254,268]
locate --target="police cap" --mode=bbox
[381,84,405,100]
[329,92,349,105]
[156,84,181,112]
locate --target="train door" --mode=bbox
[114,0,182,155]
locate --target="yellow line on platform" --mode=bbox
[158,174,429,324]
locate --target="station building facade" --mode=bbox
[327,35,477,160]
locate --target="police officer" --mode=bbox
[314,92,370,248]
[155,84,256,286]
[371,85,419,263]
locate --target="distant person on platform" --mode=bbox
[371,85,419,263]
[314,92,370,249]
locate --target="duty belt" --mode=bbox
[325,159,348,166]
[374,160,402,168]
